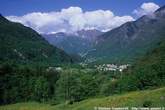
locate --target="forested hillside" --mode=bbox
[0,39,164,105]
[0,14,73,65]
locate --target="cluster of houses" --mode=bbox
[95,64,130,72]
[46,66,62,72]
[45,64,130,73]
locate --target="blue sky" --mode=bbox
[1,0,165,34]
[0,0,164,16]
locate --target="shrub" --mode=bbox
[143,100,153,107]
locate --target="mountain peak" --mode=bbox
[0,14,10,23]
[0,14,6,20]
[155,5,165,12]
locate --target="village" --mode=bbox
[95,64,130,72]
[46,63,130,73]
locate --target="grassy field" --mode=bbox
[0,87,165,110]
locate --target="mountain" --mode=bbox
[0,14,73,65]
[86,6,165,64]
[42,33,92,56]
[77,29,103,42]
[42,30,103,56]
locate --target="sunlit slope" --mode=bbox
[0,87,164,110]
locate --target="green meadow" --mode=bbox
[0,87,164,110]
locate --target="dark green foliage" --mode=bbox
[55,69,101,102]
[100,80,119,96]
[143,100,153,107]
[117,39,165,92]
[0,63,60,104]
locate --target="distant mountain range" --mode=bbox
[0,14,73,65]
[42,29,103,56]
[42,6,165,64]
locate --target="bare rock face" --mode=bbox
[77,29,103,42]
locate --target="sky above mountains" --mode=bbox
[0,0,164,34]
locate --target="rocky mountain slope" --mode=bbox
[86,5,165,63]
[42,30,103,56]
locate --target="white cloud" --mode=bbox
[133,2,160,17]
[6,6,134,34]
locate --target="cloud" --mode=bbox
[6,7,134,34]
[133,2,160,17]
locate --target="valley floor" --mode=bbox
[0,87,165,110]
